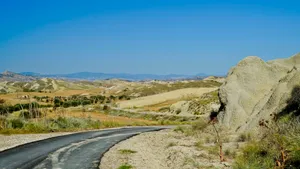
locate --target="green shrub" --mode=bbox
[19,110,42,119]
[234,117,300,169]
[62,101,71,108]
[175,109,181,114]
[173,126,186,133]
[237,133,251,142]
[0,116,7,129]
[233,141,275,169]
[167,142,177,148]
[118,149,137,154]
[118,164,133,169]
[0,115,102,134]
[158,107,170,112]
[224,149,236,159]
[191,118,208,131]
[194,141,204,149]
[101,121,122,128]
[9,119,24,129]
[103,105,111,111]
[24,123,47,133]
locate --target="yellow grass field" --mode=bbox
[0,88,104,105]
[47,111,156,125]
[118,87,218,108]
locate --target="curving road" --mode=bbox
[0,126,168,169]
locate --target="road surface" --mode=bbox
[0,126,167,169]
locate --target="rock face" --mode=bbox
[218,53,300,132]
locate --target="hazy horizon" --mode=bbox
[2,70,212,77]
[1,0,299,75]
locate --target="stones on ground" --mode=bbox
[100,130,233,169]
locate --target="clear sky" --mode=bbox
[0,0,299,75]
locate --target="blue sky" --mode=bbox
[0,0,299,75]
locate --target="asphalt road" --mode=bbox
[0,126,167,169]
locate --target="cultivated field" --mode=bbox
[118,87,218,108]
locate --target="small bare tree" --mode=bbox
[209,111,226,163]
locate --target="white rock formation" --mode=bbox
[218,53,300,132]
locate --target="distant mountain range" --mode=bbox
[18,72,208,81]
[0,71,38,82]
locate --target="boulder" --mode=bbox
[218,53,300,132]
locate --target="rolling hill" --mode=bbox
[19,72,208,81]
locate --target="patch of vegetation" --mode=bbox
[119,149,137,154]
[183,157,202,168]
[236,132,252,142]
[0,98,5,104]
[158,107,170,112]
[34,94,124,109]
[108,110,199,125]
[19,110,42,119]
[122,80,221,97]
[166,142,177,148]
[194,140,204,149]
[175,109,181,114]
[0,102,52,115]
[23,88,36,92]
[198,90,219,105]
[206,144,219,156]
[118,164,133,169]
[0,115,102,134]
[233,117,300,169]
[173,118,209,136]
[191,118,209,131]
[173,125,187,133]
[224,149,236,159]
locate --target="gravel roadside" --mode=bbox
[100,129,232,169]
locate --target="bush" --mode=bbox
[24,123,47,133]
[233,117,300,169]
[19,109,42,119]
[62,101,71,108]
[0,116,7,129]
[103,105,111,111]
[175,109,181,114]
[173,126,186,133]
[0,115,102,134]
[0,99,5,104]
[0,105,10,114]
[118,149,137,154]
[118,164,133,169]
[237,133,251,142]
[224,149,236,159]
[9,119,24,129]
[233,141,275,169]
[82,100,91,105]
[158,107,170,112]
[191,118,208,131]
[71,100,81,107]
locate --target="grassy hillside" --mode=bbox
[0,78,103,93]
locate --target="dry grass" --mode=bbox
[118,88,218,109]
[0,88,104,105]
[0,108,159,134]
[142,99,179,111]
[47,111,157,125]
